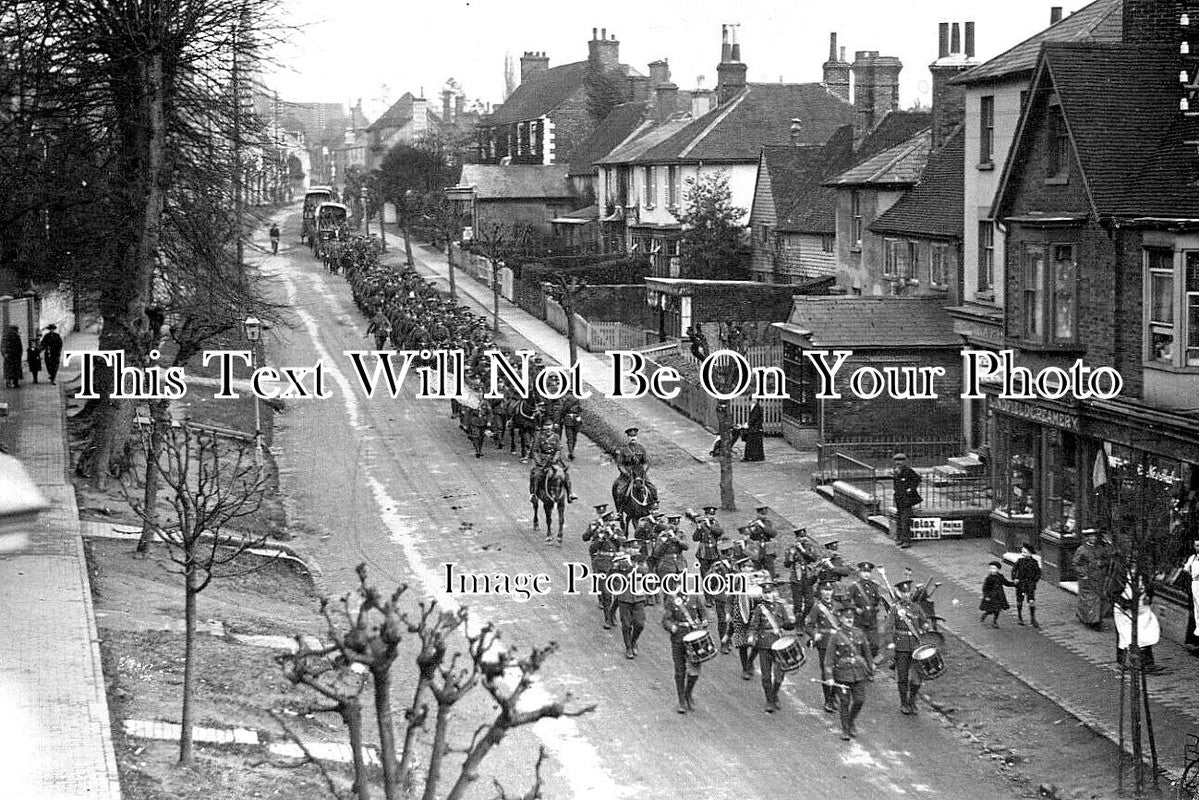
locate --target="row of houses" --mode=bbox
[449,2,1199,606]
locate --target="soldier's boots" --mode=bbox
[675,675,688,714]
[684,675,699,711]
[1029,604,1040,628]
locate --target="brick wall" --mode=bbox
[1122,0,1182,46]
[822,348,963,441]
[547,89,595,168]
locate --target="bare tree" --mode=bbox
[123,423,270,765]
[283,564,595,800]
[423,197,466,302]
[472,223,510,335]
[541,275,587,368]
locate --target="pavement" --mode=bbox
[0,326,122,800]
[402,234,1199,777]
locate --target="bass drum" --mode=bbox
[683,630,717,663]
[771,636,805,672]
[911,644,946,681]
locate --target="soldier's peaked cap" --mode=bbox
[755,505,770,513]
[823,540,839,550]
[594,504,609,513]
[894,580,913,591]
[717,540,735,552]
[703,505,718,513]
[666,513,682,522]
[625,427,639,435]
[793,527,807,536]
[837,605,856,617]
[857,561,875,570]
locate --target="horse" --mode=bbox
[506,398,541,460]
[532,461,569,543]
[613,473,658,536]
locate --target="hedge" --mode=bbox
[519,256,650,286]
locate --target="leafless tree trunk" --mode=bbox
[717,400,735,511]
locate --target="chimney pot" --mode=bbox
[829,32,838,61]
[592,27,597,40]
[951,22,961,54]
[965,21,975,58]
[601,27,606,39]
[938,22,950,59]
[789,118,803,145]
[1050,6,1063,24]
[840,46,846,61]
[730,42,741,61]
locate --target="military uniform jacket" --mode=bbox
[829,627,873,683]
[616,442,648,475]
[615,561,651,604]
[783,539,819,584]
[747,599,796,649]
[804,602,840,650]
[692,517,726,561]
[556,396,582,425]
[532,431,561,467]
[706,558,736,600]
[588,531,621,573]
[816,556,854,587]
[848,577,882,629]
[662,594,707,641]
[886,602,929,652]
[654,533,689,576]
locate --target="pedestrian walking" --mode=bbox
[2,325,23,388]
[892,453,922,549]
[979,561,1016,627]
[39,324,63,384]
[1114,573,1163,673]
[741,399,765,462]
[269,223,280,254]
[1012,544,1042,627]
[1184,538,1199,652]
[25,339,42,383]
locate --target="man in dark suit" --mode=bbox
[892,453,922,550]
[742,399,765,462]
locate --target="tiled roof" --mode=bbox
[368,93,424,133]
[485,61,592,125]
[596,115,694,165]
[825,128,932,187]
[870,129,965,239]
[996,43,1199,220]
[782,296,960,348]
[759,126,855,234]
[567,102,648,176]
[852,111,933,163]
[951,0,1122,86]
[630,83,854,164]
[455,165,574,199]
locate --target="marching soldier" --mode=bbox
[691,505,726,606]
[553,392,583,460]
[746,505,780,577]
[653,514,690,580]
[886,580,931,715]
[584,505,622,629]
[662,584,708,713]
[783,528,821,622]
[827,605,874,740]
[614,544,652,660]
[847,562,884,658]
[815,540,855,594]
[805,583,842,713]
[733,561,765,680]
[708,540,738,653]
[747,578,797,713]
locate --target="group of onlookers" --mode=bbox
[1,324,63,389]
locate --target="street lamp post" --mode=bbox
[243,316,263,468]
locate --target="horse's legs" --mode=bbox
[556,500,565,541]
[532,499,540,531]
[566,427,577,459]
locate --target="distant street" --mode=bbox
[260,211,1027,800]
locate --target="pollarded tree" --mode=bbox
[676,171,748,280]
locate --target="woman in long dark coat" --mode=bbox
[2,325,23,388]
[979,561,1016,627]
[742,399,765,462]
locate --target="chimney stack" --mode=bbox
[851,50,903,148]
[929,22,977,150]
[824,32,851,101]
[1121,0,1183,46]
[691,84,715,117]
[649,59,671,87]
[626,74,651,103]
[951,22,961,54]
[1050,6,1063,24]
[721,25,732,63]
[938,23,950,59]
[520,51,550,84]
[655,82,679,122]
[716,25,748,104]
[589,28,620,72]
[789,118,803,145]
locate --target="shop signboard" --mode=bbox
[941,519,965,537]
[911,517,942,540]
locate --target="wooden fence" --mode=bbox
[640,344,784,436]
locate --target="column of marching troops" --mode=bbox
[329,237,943,741]
[582,502,942,741]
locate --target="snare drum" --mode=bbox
[911,644,946,681]
[771,636,806,672]
[683,630,717,663]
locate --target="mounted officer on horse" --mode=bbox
[529,419,577,543]
[612,427,657,534]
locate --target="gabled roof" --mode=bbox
[484,61,603,126]
[994,42,1199,221]
[596,115,694,165]
[567,101,648,176]
[870,129,965,239]
[778,296,960,348]
[951,0,1122,86]
[758,126,855,234]
[454,165,574,200]
[628,83,854,164]
[368,92,423,133]
[825,128,932,187]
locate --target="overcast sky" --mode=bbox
[262,0,1082,120]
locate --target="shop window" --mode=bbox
[994,417,1036,519]
[1042,429,1079,536]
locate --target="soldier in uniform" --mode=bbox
[886,580,931,715]
[747,578,797,713]
[528,420,577,506]
[815,540,855,595]
[746,506,780,577]
[783,528,821,622]
[653,515,690,583]
[614,545,652,659]
[847,561,884,658]
[554,392,584,460]
[615,427,650,490]
[733,561,765,679]
[805,583,842,713]
[662,584,709,713]
[692,505,726,606]
[827,605,874,740]
[708,540,738,653]
[584,505,623,628]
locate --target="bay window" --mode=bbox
[1144,249,1199,368]
[1020,241,1076,344]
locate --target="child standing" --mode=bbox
[1012,544,1043,628]
[26,339,42,384]
[980,561,1016,628]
